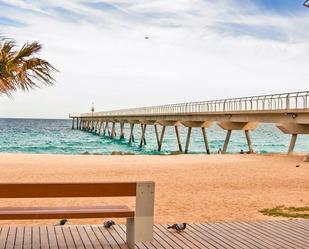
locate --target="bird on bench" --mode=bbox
[168,223,187,232]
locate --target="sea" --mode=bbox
[0,118,308,155]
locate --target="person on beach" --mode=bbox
[218,148,222,154]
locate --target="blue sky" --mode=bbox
[0,0,308,118]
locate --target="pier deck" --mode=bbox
[1,220,309,248]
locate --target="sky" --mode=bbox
[0,0,308,118]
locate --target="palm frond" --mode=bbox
[0,38,57,95]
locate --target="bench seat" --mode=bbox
[0,205,134,220]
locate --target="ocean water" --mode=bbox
[0,118,308,155]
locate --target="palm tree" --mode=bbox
[0,39,57,95]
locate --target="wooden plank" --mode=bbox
[97,226,122,249]
[189,223,233,249]
[209,222,257,249]
[125,223,173,249]
[117,225,150,249]
[205,222,259,249]
[82,226,104,249]
[47,226,59,249]
[247,221,307,248]
[91,226,113,249]
[4,226,17,249]
[266,220,309,241]
[23,226,32,249]
[222,221,279,249]
[32,226,40,249]
[280,220,309,233]
[54,226,68,249]
[0,182,137,198]
[217,221,283,248]
[59,226,76,248]
[236,221,299,249]
[153,225,185,249]
[0,206,134,220]
[156,224,194,249]
[253,221,309,248]
[231,221,289,249]
[76,226,96,249]
[0,227,9,249]
[69,226,86,249]
[179,224,223,249]
[106,227,129,249]
[13,227,24,249]
[40,226,50,249]
[162,224,216,249]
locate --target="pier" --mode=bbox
[70,91,309,154]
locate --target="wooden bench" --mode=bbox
[0,182,155,248]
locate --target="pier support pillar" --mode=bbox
[181,121,213,154]
[87,120,91,131]
[174,126,182,152]
[276,123,309,154]
[154,124,160,148]
[201,127,210,154]
[94,121,99,133]
[129,123,135,144]
[218,122,258,154]
[90,120,95,132]
[140,124,147,148]
[111,122,116,139]
[158,126,166,151]
[72,118,75,129]
[223,130,232,154]
[245,130,254,153]
[98,121,103,135]
[120,123,125,139]
[185,127,192,154]
[103,122,108,136]
[88,120,91,131]
[107,124,111,137]
[77,118,81,130]
[288,134,298,154]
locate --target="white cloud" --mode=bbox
[0,0,308,118]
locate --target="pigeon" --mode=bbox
[168,223,187,232]
[104,220,116,228]
[54,219,68,226]
[304,0,309,7]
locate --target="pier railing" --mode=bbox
[77,90,309,117]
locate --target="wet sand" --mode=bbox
[0,153,308,226]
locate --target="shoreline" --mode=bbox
[0,151,307,156]
[0,153,308,226]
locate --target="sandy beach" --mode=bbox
[0,153,308,226]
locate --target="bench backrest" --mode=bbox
[0,182,140,198]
